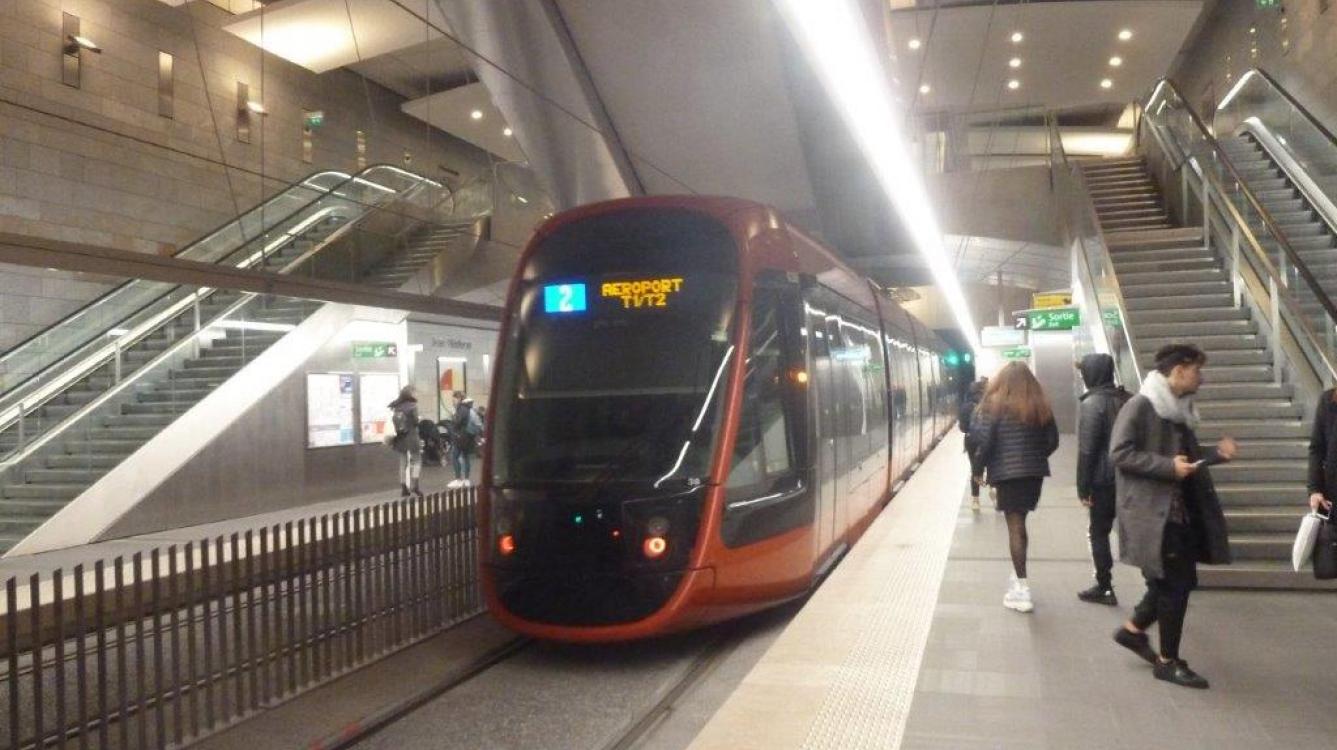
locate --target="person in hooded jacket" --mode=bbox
[389,385,422,497]
[449,390,480,484]
[960,377,988,511]
[1075,353,1131,605]
[969,362,1060,613]
[1109,343,1237,689]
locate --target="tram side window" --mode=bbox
[727,287,796,499]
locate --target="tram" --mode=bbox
[480,196,958,642]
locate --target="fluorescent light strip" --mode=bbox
[774,0,978,349]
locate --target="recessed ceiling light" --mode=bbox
[908,38,921,50]
[1007,79,1020,90]
[503,127,513,137]
[1118,29,1133,41]
[1109,56,1123,67]
[1100,78,1113,89]
[919,83,931,94]
[1010,31,1024,44]
[470,110,483,120]
[1009,57,1022,68]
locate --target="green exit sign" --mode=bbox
[1002,347,1032,361]
[304,110,325,128]
[1027,307,1081,331]
[352,341,397,359]
[1255,0,1280,7]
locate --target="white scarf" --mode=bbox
[1140,370,1199,428]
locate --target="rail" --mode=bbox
[0,488,482,750]
[1142,79,1337,401]
[1045,112,1142,389]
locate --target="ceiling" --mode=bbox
[889,0,1204,115]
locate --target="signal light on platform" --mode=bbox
[963,352,973,364]
[643,536,668,559]
[498,534,516,556]
[944,351,961,367]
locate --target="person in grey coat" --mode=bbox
[1109,343,1236,690]
[389,385,423,497]
[1075,353,1130,605]
[969,362,1060,613]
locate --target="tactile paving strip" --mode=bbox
[799,435,965,750]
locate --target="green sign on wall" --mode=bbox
[1027,307,1081,331]
[1002,347,1032,361]
[352,341,398,359]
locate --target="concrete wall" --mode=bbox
[0,263,118,351]
[1173,0,1337,124]
[0,0,489,342]
[925,166,1061,247]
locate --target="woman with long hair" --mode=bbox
[969,362,1060,612]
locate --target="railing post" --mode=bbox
[113,338,123,385]
[1201,173,1212,253]
[16,402,25,450]
[1269,275,1283,385]
[1230,225,1242,309]
[1327,314,1337,371]
[1180,168,1189,225]
[192,292,203,358]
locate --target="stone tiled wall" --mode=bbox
[1173,0,1337,124]
[0,0,489,342]
[0,263,117,351]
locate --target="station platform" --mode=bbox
[690,433,1337,750]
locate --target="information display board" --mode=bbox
[359,372,403,444]
[306,373,355,448]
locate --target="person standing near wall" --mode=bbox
[969,362,1060,613]
[1075,353,1131,606]
[389,385,423,497]
[449,390,481,486]
[1110,344,1236,689]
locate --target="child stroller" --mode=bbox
[418,419,447,467]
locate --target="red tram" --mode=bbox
[480,196,958,642]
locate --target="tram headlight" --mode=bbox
[498,534,516,556]
[642,536,668,559]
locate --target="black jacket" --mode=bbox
[969,408,1060,483]
[1307,389,1337,500]
[1076,354,1131,497]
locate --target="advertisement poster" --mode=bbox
[306,373,355,448]
[437,357,467,420]
[359,372,403,444]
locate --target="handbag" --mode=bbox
[1314,513,1337,580]
[1292,511,1324,572]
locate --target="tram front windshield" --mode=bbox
[492,210,739,488]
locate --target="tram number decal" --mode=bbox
[600,277,684,309]
[543,283,588,314]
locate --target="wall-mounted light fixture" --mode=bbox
[61,13,101,88]
[236,81,266,143]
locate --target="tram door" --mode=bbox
[806,301,838,555]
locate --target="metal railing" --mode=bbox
[1045,112,1143,390]
[1141,79,1337,408]
[0,488,482,750]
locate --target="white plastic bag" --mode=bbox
[1293,512,1325,572]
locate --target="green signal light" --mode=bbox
[944,352,961,367]
[963,352,973,363]
[573,514,584,526]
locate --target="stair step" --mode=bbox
[1101,219,1173,231]
[138,388,213,404]
[1109,258,1219,274]
[1225,438,1307,459]
[1228,533,1292,560]
[122,402,195,416]
[103,413,176,428]
[1198,562,1337,590]
[1197,402,1300,421]
[1212,460,1307,482]
[63,439,145,455]
[1122,280,1229,298]
[1124,292,1234,311]
[0,497,69,515]
[1111,246,1215,265]
[1251,220,1330,239]
[1106,228,1205,250]
[1215,483,1307,506]
[1127,307,1248,324]
[1135,334,1262,352]
[2,484,84,500]
[1133,319,1256,337]
[1194,382,1290,400]
[24,468,104,485]
[1197,420,1305,439]
[1140,349,1269,366]
[45,454,124,470]
[1118,269,1224,285]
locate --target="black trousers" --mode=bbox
[1087,484,1116,588]
[1131,522,1198,661]
[969,472,981,498]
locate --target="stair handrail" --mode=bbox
[1216,68,1337,249]
[1045,112,1143,388]
[1143,79,1337,387]
[0,168,448,453]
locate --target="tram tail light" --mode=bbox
[498,534,516,556]
[643,536,668,559]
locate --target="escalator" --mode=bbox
[0,166,485,553]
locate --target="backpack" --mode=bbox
[392,406,412,437]
[465,407,483,437]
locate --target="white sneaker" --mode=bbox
[1004,580,1034,613]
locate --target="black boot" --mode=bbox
[400,483,411,498]
[1154,659,1209,689]
[1078,584,1118,606]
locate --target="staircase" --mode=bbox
[0,220,478,553]
[1082,157,1325,588]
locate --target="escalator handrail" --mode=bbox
[1245,68,1337,152]
[0,164,440,390]
[1147,79,1337,326]
[1045,112,1143,385]
[0,167,446,438]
